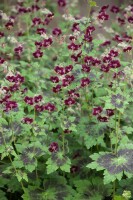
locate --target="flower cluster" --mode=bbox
[92,106,114,122]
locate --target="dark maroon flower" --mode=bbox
[128,16,133,24]
[15,74,24,83]
[0,57,5,64]
[92,106,103,115]
[62,79,70,87]
[72,23,80,32]
[71,54,79,62]
[6,74,24,83]
[32,17,41,26]
[14,45,23,56]
[4,101,18,112]
[65,65,73,73]
[84,56,94,65]
[68,89,79,98]
[22,117,33,124]
[100,64,110,72]
[82,64,91,73]
[50,76,59,83]
[71,52,82,62]
[34,95,42,103]
[6,75,16,82]
[47,13,54,19]
[36,28,46,35]
[97,115,109,122]
[57,0,66,7]
[70,165,79,173]
[43,103,56,112]
[33,49,43,58]
[110,6,120,13]
[99,5,109,12]
[1,94,11,103]
[9,84,19,92]
[49,142,58,152]
[86,26,95,35]
[54,66,66,75]
[43,38,53,47]
[106,109,114,117]
[123,46,132,52]
[92,58,101,66]
[24,96,34,105]
[122,33,132,43]
[64,97,76,106]
[98,12,109,21]
[53,84,62,93]
[70,92,80,99]
[100,40,111,47]
[18,7,28,13]
[68,43,81,51]
[64,129,72,134]
[80,77,90,87]
[84,35,93,43]
[2,86,9,93]
[52,28,62,36]
[35,41,42,49]
[109,60,121,68]
[69,35,76,41]
[113,35,123,43]
[5,21,14,30]
[62,75,74,87]
[0,32,4,38]
[118,18,125,25]
[31,4,40,12]
[64,74,74,82]
[109,49,119,57]
[34,104,44,112]
[68,89,76,96]
[103,55,112,63]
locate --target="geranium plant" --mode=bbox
[0,0,133,199]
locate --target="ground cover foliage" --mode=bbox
[0,0,133,199]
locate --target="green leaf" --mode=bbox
[22,188,31,200]
[88,0,97,7]
[25,164,36,172]
[16,173,22,182]
[12,160,23,168]
[103,170,116,184]
[0,190,8,200]
[60,158,71,172]
[46,158,59,174]
[114,195,125,200]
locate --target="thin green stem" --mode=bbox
[113,180,116,199]
[62,131,65,155]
